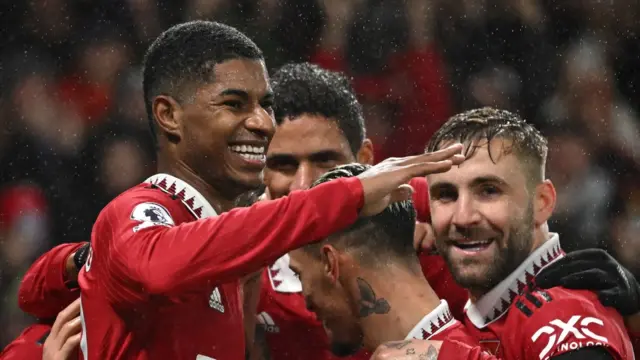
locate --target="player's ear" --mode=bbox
[534,179,556,227]
[356,139,375,165]
[321,245,340,284]
[153,95,183,141]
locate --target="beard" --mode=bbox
[437,202,535,296]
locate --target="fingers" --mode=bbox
[401,143,464,166]
[58,317,82,344]
[405,160,455,178]
[59,333,82,360]
[51,298,81,336]
[563,248,612,263]
[537,268,614,290]
[413,222,435,252]
[388,184,414,204]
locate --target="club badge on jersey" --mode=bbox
[130,202,175,232]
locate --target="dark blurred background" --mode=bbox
[1,0,639,346]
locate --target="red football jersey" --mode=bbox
[78,173,364,360]
[18,242,85,320]
[0,324,51,360]
[257,177,469,360]
[461,235,634,360]
[405,300,476,345]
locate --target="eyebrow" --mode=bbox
[218,88,274,103]
[219,88,249,100]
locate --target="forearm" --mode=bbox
[18,242,87,319]
[114,178,363,296]
[372,340,496,360]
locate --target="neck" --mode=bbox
[157,154,235,214]
[358,266,441,351]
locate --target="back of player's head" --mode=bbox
[270,63,365,155]
[426,107,548,184]
[306,163,417,269]
[143,20,263,145]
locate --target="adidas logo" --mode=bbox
[257,312,280,333]
[209,287,225,313]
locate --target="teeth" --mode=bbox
[229,145,265,155]
[237,153,266,162]
[465,240,491,245]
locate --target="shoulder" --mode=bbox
[99,183,189,228]
[437,320,477,344]
[512,287,630,360]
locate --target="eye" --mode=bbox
[479,184,501,198]
[266,159,298,174]
[223,100,243,109]
[432,187,457,203]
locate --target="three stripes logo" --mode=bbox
[257,312,280,333]
[209,287,225,313]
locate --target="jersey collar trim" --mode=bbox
[145,173,218,219]
[464,233,564,329]
[405,300,457,340]
[268,254,303,293]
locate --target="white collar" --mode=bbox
[268,254,303,293]
[145,173,218,219]
[465,233,564,329]
[405,300,456,340]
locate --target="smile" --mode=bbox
[451,238,495,253]
[229,144,266,164]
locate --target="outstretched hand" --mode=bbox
[357,143,464,217]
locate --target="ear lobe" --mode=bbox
[534,180,556,226]
[357,139,375,165]
[153,95,183,140]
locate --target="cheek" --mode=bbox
[477,201,519,238]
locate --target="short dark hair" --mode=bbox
[305,163,417,269]
[426,107,548,183]
[270,63,365,155]
[143,21,263,145]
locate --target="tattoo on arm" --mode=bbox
[357,277,390,317]
[418,345,439,360]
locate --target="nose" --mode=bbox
[451,193,481,228]
[289,163,317,192]
[245,108,276,139]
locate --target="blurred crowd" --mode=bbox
[1,0,639,347]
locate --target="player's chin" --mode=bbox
[450,262,495,290]
[228,168,265,190]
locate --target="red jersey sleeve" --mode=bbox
[519,289,633,360]
[91,177,364,305]
[408,177,429,222]
[438,339,497,360]
[0,324,50,360]
[17,242,86,320]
